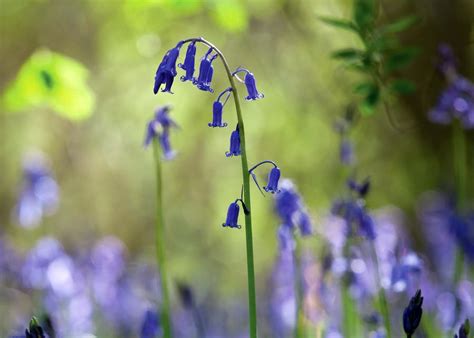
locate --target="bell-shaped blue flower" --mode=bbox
[193,48,218,93]
[226,125,241,157]
[154,41,184,94]
[223,201,241,229]
[403,289,423,337]
[209,87,232,128]
[263,167,281,193]
[179,41,197,82]
[140,310,160,338]
[232,67,264,101]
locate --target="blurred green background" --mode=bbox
[0,0,473,306]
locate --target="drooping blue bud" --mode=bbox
[193,48,218,93]
[264,167,281,193]
[179,41,197,82]
[226,125,241,157]
[208,101,227,128]
[244,71,264,101]
[153,41,184,94]
[403,289,423,337]
[223,201,241,229]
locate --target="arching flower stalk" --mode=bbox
[152,37,272,338]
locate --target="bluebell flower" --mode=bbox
[176,282,194,309]
[222,201,241,229]
[436,43,458,75]
[144,106,178,160]
[140,310,160,338]
[264,167,281,194]
[428,76,474,129]
[193,48,218,93]
[209,87,232,128]
[226,125,241,157]
[454,319,470,338]
[331,199,376,240]
[403,289,423,337]
[232,67,264,101]
[154,41,184,94]
[178,41,197,82]
[347,178,370,197]
[16,152,59,229]
[390,252,422,293]
[340,139,355,165]
[275,179,313,236]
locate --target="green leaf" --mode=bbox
[2,49,95,121]
[389,79,416,94]
[385,47,420,72]
[318,16,358,33]
[353,0,377,32]
[378,15,418,34]
[358,83,380,115]
[353,82,376,95]
[331,48,365,61]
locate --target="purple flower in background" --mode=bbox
[274,179,313,236]
[232,67,264,101]
[403,289,423,337]
[178,41,197,82]
[209,87,232,128]
[144,106,178,160]
[226,125,241,157]
[193,48,218,93]
[428,77,474,129]
[15,152,59,229]
[436,43,458,77]
[153,41,184,94]
[140,310,160,338]
[347,178,370,198]
[331,199,376,240]
[340,139,355,165]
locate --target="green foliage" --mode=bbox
[2,49,95,121]
[211,0,248,32]
[320,0,420,116]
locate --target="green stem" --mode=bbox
[370,241,392,338]
[293,237,304,338]
[153,140,172,338]
[184,37,258,337]
[452,121,467,284]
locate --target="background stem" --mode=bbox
[370,241,391,338]
[153,140,172,338]
[293,237,304,338]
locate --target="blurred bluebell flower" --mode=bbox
[226,125,241,157]
[437,43,458,75]
[144,106,178,160]
[232,67,264,101]
[264,167,281,194]
[209,87,232,128]
[193,48,218,93]
[275,179,313,236]
[16,152,59,229]
[223,201,241,229]
[390,252,422,293]
[454,319,470,338]
[347,178,370,197]
[340,139,355,165]
[140,310,160,338]
[177,282,194,309]
[403,289,423,337]
[154,41,184,94]
[428,76,474,129]
[178,41,197,82]
[331,199,376,240]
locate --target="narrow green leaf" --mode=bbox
[353,0,377,32]
[358,83,380,115]
[389,79,416,94]
[378,15,418,34]
[385,47,420,72]
[318,16,358,33]
[331,48,365,61]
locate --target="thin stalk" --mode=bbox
[452,121,467,284]
[183,37,257,337]
[152,140,172,338]
[370,241,392,338]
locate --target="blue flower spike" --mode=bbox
[403,289,423,338]
[454,319,470,338]
[209,87,232,128]
[232,67,264,101]
[154,41,184,94]
[194,48,218,93]
[226,124,241,157]
[248,160,281,195]
[179,41,197,82]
